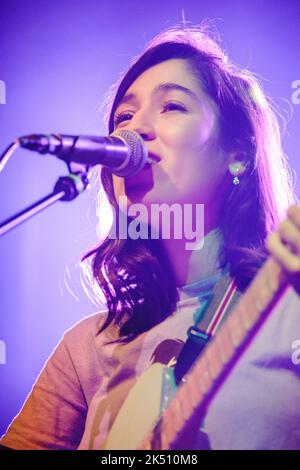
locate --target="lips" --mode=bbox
[125,162,154,189]
[147,152,161,165]
[124,151,160,193]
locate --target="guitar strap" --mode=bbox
[174,269,241,385]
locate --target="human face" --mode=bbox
[111,58,228,229]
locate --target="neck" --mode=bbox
[160,227,223,288]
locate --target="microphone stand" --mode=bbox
[0,163,90,237]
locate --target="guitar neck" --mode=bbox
[139,257,288,450]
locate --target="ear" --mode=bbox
[228,150,248,179]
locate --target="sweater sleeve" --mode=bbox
[0,337,88,450]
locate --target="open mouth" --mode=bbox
[146,153,161,165]
[125,164,155,192]
[124,152,160,194]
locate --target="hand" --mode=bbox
[266,204,300,295]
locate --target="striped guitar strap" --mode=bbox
[174,270,241,385]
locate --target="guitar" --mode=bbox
[104,255,298,450]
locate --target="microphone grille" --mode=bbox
[110,129,148,177]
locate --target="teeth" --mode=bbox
[147,155,161,165]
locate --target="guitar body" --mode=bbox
[104,363,164,450]
[104,362,211,450]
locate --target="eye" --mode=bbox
[162,102,187,113]
[114,102,187,127]
[114,111,134,127]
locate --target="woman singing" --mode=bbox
[1,24,300,450]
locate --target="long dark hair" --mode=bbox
[81,25,296,340]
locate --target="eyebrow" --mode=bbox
[116,82,200,108]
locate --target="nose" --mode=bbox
[128,110,156,141]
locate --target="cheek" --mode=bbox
[160,121,219,178]
[160,111,218,159]
[160,120,195,148]
[159,126,226,200]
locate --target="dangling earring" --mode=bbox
[229,162,246,186]
[233,175,240,185]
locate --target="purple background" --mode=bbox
[0,0,300,437]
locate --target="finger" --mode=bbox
[287,204,300,230]
[277,219,300,255]
[266,232,300,274]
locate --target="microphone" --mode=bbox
[18,129,149,177]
